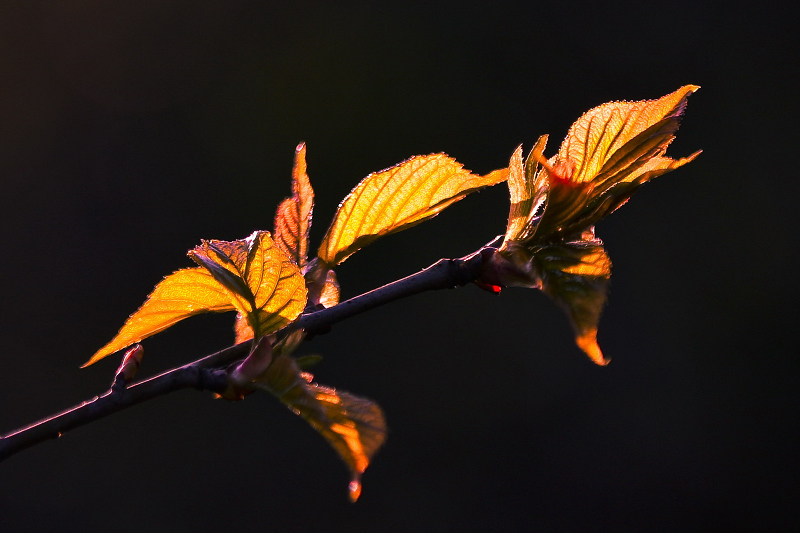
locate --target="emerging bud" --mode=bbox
[113,345,144,388]
[230,336,274,388]
[216,336,274,401]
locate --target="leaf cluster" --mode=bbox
[85,87,699,498]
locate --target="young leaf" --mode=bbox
[274,143,314,267]
[504,136,549,244]
[559,85,699,188]
[252,355,387,502]
[84,268,235,366]
[318,154,508,266]
[532,234,612,365]
[529,86,701,241]
[189,231,307,339]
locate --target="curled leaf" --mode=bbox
[318,154,508,266]
[252,355,387,501]
[84,268,235,366]
[274,143,314,267]
[533,234,612,365]
[479,233,611,365]
[189,231,307,339]
[503,136,549,244]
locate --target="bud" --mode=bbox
[113,345,144,388]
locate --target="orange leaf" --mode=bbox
[526,85,700,241]
[503,136,549,244]
[490,87,699,365]
[274,143,314,267]
[318,154,508,266]
[533,235,612,365]
[233,312,254,344]
[253,355,387,501]
[84,268,235,366]
[558,85,699,187]
[189,231,307,339]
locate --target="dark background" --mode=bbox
[1,1,796,531]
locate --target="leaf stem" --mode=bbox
[0,250,488,463]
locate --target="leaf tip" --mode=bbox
[82,345,119,368]
[348,480,362,502]
[576,331,609,366]
[664,84,700,106]
[685,149,703,163]
[80,352,103,368]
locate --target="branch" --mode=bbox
[0,250,489,462]
[0,357,233,462]
[299,252,485,335]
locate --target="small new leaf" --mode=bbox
[252,355,387,501]
[318,154,508,266]
[531,85,701,241]
[189,231,307,340]
[274,143,314,267]
[85,268,235,366]
[504,136,549,244]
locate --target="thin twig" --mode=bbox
[298,253,484,335]
[0,361,231,461]
[0,251,488,462]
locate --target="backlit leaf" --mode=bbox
[274,143,314,267]
[529,86,700,241]
[253,355,387,501]
[84,268,235,366]
[533,234,612,365]
[189,231,307,339]
[504,136,549,244]
[503,145,527,242]
[318,154,508,266]
[559,85,699,187]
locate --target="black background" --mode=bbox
[1,1,797,531]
